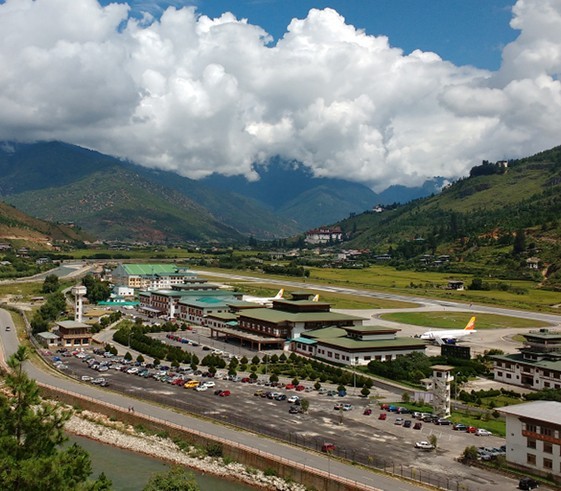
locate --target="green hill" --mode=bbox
[7,168,242,243]
[0,200,91,248]
[338,146,561,287]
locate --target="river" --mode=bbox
[68,434,256,491]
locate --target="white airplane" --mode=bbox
[419,316,477,345]
[243,289,284,306]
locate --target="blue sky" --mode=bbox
[112,0,518,70]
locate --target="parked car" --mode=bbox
[453,423,468,431]
[289,405,303,414]
[466,426,477,433]
[321,443,336,453]
[195,385,208,391]
[378,413,387,420]
[363,408,372,416]
[342,404,353,411]
[436,418,452,425]
[403,420,412,428]
[475,428,492,436]
[334,403,343,410]
[519,477,539,490]
[394,418,404,425]
[219,390,231,397]
[275,394,287,401]
[413,422,423,430]
[287,395,300,403]
[415,441,435,450]
[295,385,305,391]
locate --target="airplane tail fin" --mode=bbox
[312,294,319,302]
[464,316,476,330]
[275,289,284,299]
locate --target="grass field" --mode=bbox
[193,263,561,312]
[380,312,550,329]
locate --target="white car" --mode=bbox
[342,404,353,411]
[81,375,93,382]
[127,367,139,374]
[202,381,216,388]
[195,385,208,391]
[287,396,300,403]
[475,429,492,436]
[415,441,435,450]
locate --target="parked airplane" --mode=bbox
[419,316,477,345]
[243,289,284,306]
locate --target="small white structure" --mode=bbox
[71,285,87,323]
[499,401,561,480]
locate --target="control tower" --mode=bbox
[71,285,87,322]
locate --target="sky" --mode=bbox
[1,0,560,191]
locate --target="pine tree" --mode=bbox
[0,347,111,490]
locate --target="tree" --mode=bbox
[41,274,59,293]
[300,398,310,413]
[428,434,438,450]
[0,347,111,490]
[81,274,111,304]
[292,378,300,386]
[513,228,526,255]
[460,446,479,464]
[124,351,132,361]
[143,466,200,491]
[251,355,260,365]
[361,386,371,398]
[136,354,145,364]
[314,381,322,391]
[269,373,279,384]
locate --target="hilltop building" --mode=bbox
[492,329,561,390]
[499,401,561,480]
[304,226,343,244]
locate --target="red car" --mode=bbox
[378,413,387,420]
[321,443,336,453]
[219,390,231,397]
[295,385,305,391]
[466,426,477,433]
[285,384,295,390]
[363,408,372,416]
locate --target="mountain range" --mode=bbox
[0,141,439,242]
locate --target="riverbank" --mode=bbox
[64,409,307,491]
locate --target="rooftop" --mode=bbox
[56,320,90,330]
[499,401,561,426]
[120,264,181,275]
[238,308,363,324]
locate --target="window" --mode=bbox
[544,382,550,388]
[527,439,536,449]
[543,442,553,454]
[497,371,503,377]
[543,458,553,470]
[527,424,537,433]
[541,426,553,437]
[364,356,371,361]
[527,454,536,465]
[506,373,512,379]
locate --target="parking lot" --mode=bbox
[47,338,514,491]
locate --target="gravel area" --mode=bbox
[65,410,306,491]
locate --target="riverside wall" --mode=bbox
[39,383,379,491]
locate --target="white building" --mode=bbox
[499,401,561,480]
[493,329,561,390]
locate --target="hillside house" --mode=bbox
[304,227,343,245]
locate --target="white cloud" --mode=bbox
[0,0,560,190]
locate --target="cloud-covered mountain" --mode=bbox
[1,0,560,192]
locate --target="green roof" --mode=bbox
[121,264,182,275]
[318,337,427,350]
[303,327,348,339]
[292,337,317,345]
[493,353,561,371]
[238,308,363,324]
